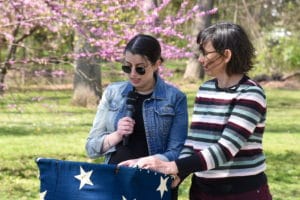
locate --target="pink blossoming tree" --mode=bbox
[0,0,217,102]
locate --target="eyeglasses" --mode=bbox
[199,50,218,57]
[122,65,147,75]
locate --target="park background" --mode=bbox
[0,0,299,199]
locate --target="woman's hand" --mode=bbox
[116,117,135,137]
[137,156,179,175]
[118,156,180,188]
[118,158,140,167]
[102,117,135,152]
[120,156,178,175]
[119,156,181,188]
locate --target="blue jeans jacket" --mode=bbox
[86,75,188,163]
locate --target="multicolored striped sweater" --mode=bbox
[176,76,267,179]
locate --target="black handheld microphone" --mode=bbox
[123,90,136,146]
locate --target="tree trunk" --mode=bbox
[0,25,37,95]
[72,33,102,108]
[0,68,7,96]
[183,0,214,80]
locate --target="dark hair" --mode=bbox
[197,22,255,75]
[124,34,163,65]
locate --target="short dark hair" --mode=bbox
[124,34,163,65]
[197,22,255,75]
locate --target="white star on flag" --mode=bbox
[74,166,94,190]
[40,190,47,200]
[122,196,136,200]
[156,176,169,198]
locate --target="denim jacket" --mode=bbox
[86,75,188,163]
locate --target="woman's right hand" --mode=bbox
[116,117,135,137]
[102,117,135,152]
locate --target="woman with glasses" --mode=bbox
[85,34,188,184]
[120,22,272,200]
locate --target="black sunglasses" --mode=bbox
[122,65,147,75]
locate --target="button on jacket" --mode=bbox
[86,75,188,163]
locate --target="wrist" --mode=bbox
[170,161,179,174]
[106,135,112,148]
[114,131,123,140]
[164,161,178,175]
[104,132,122,150]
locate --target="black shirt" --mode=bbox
[108,92,152,164]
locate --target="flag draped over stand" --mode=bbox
[36,158,172,200]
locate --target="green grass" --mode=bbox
[0,84,299,199]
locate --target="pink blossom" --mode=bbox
[0,0,216,82]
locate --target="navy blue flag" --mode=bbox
[36,158,173,200]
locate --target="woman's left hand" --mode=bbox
[119,156,181,188]
[118,158,140,167]
[127,156,179,175]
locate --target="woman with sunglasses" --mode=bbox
[85,34,188,192]
[120,22,273,200]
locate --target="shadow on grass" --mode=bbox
[0,153,89,200]
[0,156,38,179]
[0,125,34,136]
[0,154,88,179]
[0,123,90,136]
[265,126,300,134]
[1,90,73,105]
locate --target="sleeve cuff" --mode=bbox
[175,154,202,179]
[153,154,169,161]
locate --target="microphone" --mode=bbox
[123,90,136,146]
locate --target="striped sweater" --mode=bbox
[176,76,267,179]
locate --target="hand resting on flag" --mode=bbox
[119,156,181,188]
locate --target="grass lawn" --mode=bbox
[0,81,299,200]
